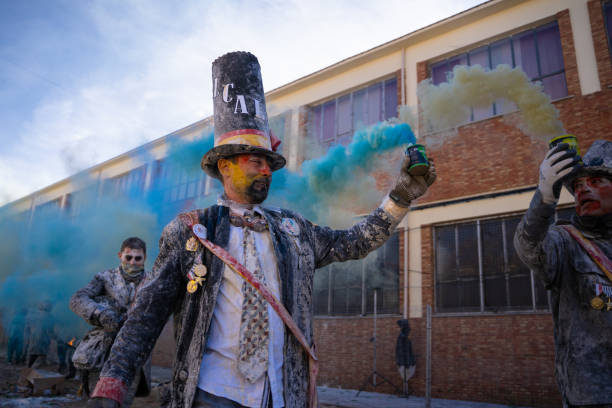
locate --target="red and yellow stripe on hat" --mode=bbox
[216,129,272,150]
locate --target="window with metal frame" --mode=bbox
[434,207,575,314]
[314,232,399,316]
[104,165,147,197]
[308,77,398,149]
[32,197,64,221]
[429,21,567,123]
[153,160,208,204]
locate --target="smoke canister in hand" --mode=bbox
[405,144,430,176]
[549,134,581,158]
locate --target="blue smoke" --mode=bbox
[0,120,414,341]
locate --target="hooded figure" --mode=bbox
[24,301,55,368]
[514,139,612,407]
[7,308,27,364]
[395,319,416,383]
[89,51,436,408]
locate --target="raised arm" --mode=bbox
[513,143,580,286]
[314,157,436,268]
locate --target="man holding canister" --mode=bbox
[87,51,436,408]
[514,138,612,408]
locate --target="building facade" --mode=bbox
[3,0,612,406]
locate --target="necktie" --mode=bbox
[229,212,268,232]
[237,218,270,383]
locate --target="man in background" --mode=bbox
[70,237,151,407]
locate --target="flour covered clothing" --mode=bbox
[197,205,285,408]
[514,191,612,406]
[69,266,152,399]
[94,198,406,408]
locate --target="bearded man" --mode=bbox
[70,236,151,406]
[514,140,612,408]
[89,51,435,408]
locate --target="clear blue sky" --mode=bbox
[0,0,486,205]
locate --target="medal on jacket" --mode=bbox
[186,262,207,293]
[591,283,612,310]
[185,237,199,252]
[187,280,199,293]
[591,296,604,310]
[193,264,207,277]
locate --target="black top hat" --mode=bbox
[201,51,286,180]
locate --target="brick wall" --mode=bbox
[313,8,611,408]
[589,0,612,88]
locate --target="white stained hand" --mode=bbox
[538,145,577,205]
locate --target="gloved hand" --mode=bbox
[538,143,581,205]
[87,397,120,408]
[389,157,437,207]
[98,309,124,332]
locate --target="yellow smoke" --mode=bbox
[418,64,565,142]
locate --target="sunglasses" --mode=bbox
[124,255,143,262]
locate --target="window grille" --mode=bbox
[33,198,63,221]
[307,77,398,149]
[434,207,574,314]
[104,165,147,197]
[429,21,567,123]
[314,232,399,316]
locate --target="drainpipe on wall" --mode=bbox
[401,48,406,106]
[403,227,408,319]
[401,48,408,319]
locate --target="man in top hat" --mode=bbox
[514,140,612,408]
[89,51,436,408]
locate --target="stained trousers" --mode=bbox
[192,388,273,408]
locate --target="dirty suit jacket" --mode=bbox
[514,190,612,406]
[96,202,402,408]
[70,266,152,396]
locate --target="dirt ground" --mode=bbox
[0,357,160,407]
[0,357,339,408]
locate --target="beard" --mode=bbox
[246,177,271,204]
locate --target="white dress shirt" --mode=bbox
[197,204,285,408]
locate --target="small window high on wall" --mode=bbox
[429,21,567,123]
[434,207,575,314]
[308,77,398,149]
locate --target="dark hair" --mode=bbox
[120,237,146,255]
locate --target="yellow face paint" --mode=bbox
[220,155,272,203]
[226,159,253,192]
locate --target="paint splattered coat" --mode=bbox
[70,266,151,396]
[514,191,612,406]
[97,204,398,408]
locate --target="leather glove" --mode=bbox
[87,397,120,408]
[98,309,124,332]
[538,143,581,205]
[389,157,437,207]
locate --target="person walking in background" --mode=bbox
[7,308,27,364]
[24,301,55,368]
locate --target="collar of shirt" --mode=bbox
[217,194,265,218]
